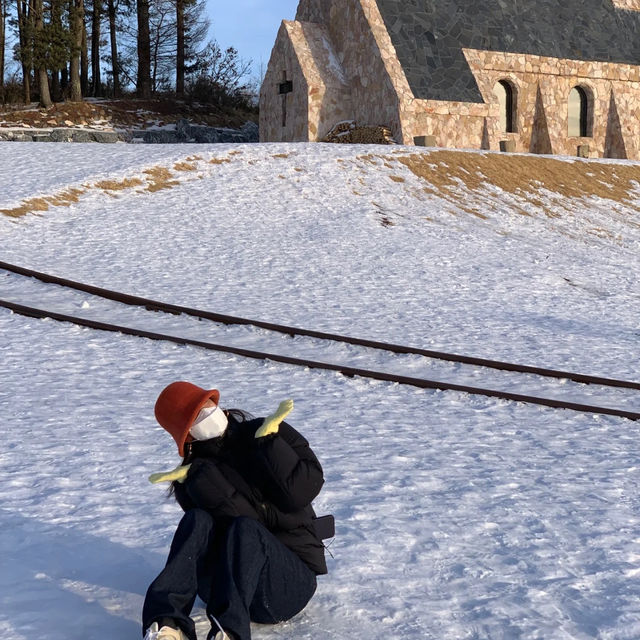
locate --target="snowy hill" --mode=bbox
[1,142,639,640]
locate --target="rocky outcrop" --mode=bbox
[0,119,259,144]
[0,128,121,143]
[140,119,259,144]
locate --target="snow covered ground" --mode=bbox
[1,141,639,640]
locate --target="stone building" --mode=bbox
[259,0,640,159]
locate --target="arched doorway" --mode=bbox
[493,80,517,133]
[568,86,593,137]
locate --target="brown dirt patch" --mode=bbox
[143,167,180,192]
[0,197,51,217]
[1,162,188,218]
[0,187,87,217]
[388,150,640,214]
[0,101,110,128]
[173,162,198,172]
[94,178,145,191]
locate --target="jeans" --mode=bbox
[142,509,317,640]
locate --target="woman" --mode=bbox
[142,381,328,640]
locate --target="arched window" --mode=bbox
[568,86,592,137]
[493,80,517,133]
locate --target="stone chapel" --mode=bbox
[259,0,640,159]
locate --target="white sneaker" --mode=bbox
[144,621,189,640]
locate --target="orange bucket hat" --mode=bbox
[154,381,220,456]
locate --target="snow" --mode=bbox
[1,141,640,640]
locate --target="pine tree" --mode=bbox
[15,0,33,102]
[46,0,74,101]
[177,0,208,95]
[136,0,150,97]
[175,0,183,95]
[68,0,84,101]
[149,0,173,92]
[33,0,52,106]
[47,0,67,101]
[90,0,100,95]
[106,0,120,96]
[80,9,88,94]
[0,0,6,88]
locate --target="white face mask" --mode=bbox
[190,405,228,441]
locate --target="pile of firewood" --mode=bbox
[322,120,396,144]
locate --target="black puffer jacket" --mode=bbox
[173,415,327,575]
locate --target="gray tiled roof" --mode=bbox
[374,0,640,102]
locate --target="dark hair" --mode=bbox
[225,408,254,423]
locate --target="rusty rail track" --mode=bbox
[1,261,639,420]
[1,260,638,391]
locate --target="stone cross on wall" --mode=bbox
[279,71,293,127]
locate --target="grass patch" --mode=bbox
[388,150,640,215]
[94,178,145,192]
[1,164,183,218]
[143,167,180,192]
[173,162,198,172]
[0,188,87,218]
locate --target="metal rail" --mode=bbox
[1,297,639,421]
[1,259,638,391]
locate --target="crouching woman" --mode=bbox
[142,381,328,640]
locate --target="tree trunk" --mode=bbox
[33,0,52,106]
[106,0,119,96]
[91,0,101,95]
[81,16,89,95]
[150,14,160,93]
[51,69,60,100]
[22,66,31,103]
[37,67,51,106]
[49,0,64,100]
[69,0,83,101]
[136,0,151,98]
[16,0,31,103]
[175,0,184,96]
[0,0,5,88]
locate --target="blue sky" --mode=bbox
[206,0,300,80]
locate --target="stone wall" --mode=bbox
[611,0,640,10]
[296,0,331,24]
[0,128,120,143]
[410,49,640,158]
[260,22,313,142]
[292,20,354,141]
[262,0,640,158]
[373,0,640,102]
[260,19,356,142]
[262,0,419,144]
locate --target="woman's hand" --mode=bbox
[254,399,294,438]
